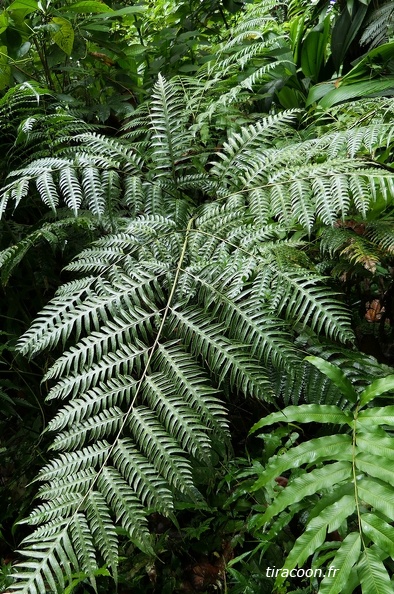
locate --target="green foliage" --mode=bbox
[249,357,394,593]
[1,1,394,593]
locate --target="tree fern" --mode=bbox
[5,77,394,592]
[9,193,359,592]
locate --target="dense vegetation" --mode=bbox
[1,0,394,592]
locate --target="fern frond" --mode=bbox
[152,343,229,436]
[127,406,200,499]
[17,267,161,357]
[210,112,298,187]
[360,2,394,48]
[249,360,394,592]
[73,133,143,174]
[12,73,394,594]
[366,219,394,253]
[46,342,149,401]
[37,468,97,500]
[47,376,137,432]
[149,74,193,182]
[81,166,106,217]
[43,309,157,383]
[50,407,126,451]
[37,442,111,483]
[254,266,354,343]
[11,528,77,594]
[36,171,60,212]
[142,374,212,462]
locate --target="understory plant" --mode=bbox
[1,58,394,594]
[248,356,394,594]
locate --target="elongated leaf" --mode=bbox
[360,376,394,406]
[277,494,355,585]
[319,78,394,109]
[358,548,392,594]
[356,452,394,487]
[250,405,352,434]
[252,434,352,491]
[358,406,394,425]
[330,3,368,72]
[357,428,394,460]
[258,461,352,524]
[63,1,112,13]
[300,18,329,82]
[361,513,394,558]
[305,357,357,403]
[357,478,394,519]
[92,6,147,17]
[318,532,361,594]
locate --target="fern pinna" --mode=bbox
[3,77,394,592]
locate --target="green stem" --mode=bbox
[33,37,55,90]
[352,403,365,549]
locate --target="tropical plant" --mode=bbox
[248,356,394,594]
[0,70,392,592]
[1,0,394,591]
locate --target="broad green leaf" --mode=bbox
[251,434,352,491]
[276,495,355,586]
[300,18,329,82]
[258,461,352,524]
[301,31,323,80]
[319,532,361,594]
[91,6,147,18]
[358,548,392,594]
[0,12,9,34]
[250,405,352,434]
[319,78,394,109]
[308,483,354,523]
[249,501,305,537]
[357,428,394,460]
[360,376,394,406]
[361,513,394,558]
[62,1,112,13]
[356,452,394,487]
[342,42,394,83]
[305,357,358,403]
[289,14,305,63]
[330,3,368,72]
[51,17,74,56]
[358,406,394,426]
[339,565,360,594]
[358,478,394,519]
[306,82,336,106]
[7,0,37,16]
